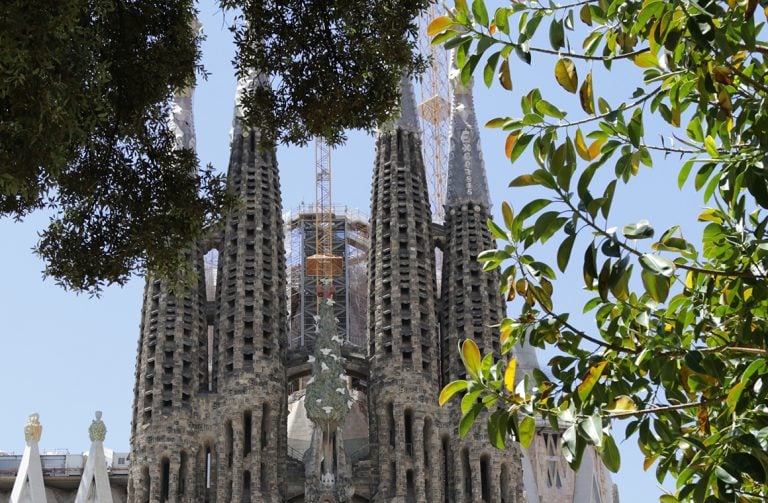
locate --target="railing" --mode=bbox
[287,445,305,461]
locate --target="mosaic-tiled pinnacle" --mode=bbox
[446,62,491,207]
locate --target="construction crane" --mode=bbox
[306,138,342,299]
[418,5,452,223]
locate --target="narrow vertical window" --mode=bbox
[160,458,170,502]
[480,454,491,502]
[244,410,252,456]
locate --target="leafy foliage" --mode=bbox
[433,0,768,500]
[221,0,430,146]
[0,0,229,292]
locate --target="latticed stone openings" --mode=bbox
[110,70,622,503]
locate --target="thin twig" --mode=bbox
[609,400,709,418]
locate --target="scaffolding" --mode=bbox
[285,206,369,353]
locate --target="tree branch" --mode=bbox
[608,400,710,418]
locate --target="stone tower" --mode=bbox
[438,67,526,503]
[208,73,288,502]
[127,81,210,502]
[128,73,288,502]
[123,67,618,503]
[366,75,443,502]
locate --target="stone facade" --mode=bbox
[124,72,618,503]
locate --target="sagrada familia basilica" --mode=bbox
[1,53,619,503]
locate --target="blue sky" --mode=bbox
[0,2,708,502]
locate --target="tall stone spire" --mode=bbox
[445,61,491,207]
[380,73,421,135]
[437,56,527,502]
[209,69,288,501]
[367,74,443,501]
[128,32,210,500]
[170,18,201,152]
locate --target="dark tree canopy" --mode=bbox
[2,0,430,293]
[223,0,430,146]
[1,0,229,292]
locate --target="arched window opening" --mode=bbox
[480,454,491,502]
[406,469,416,503]
[404,409,414,456]
[244,410,253,456]
[387,403,396,447]
[226,420,234,467]
[141,465,150,503]
[160,458,170,502]
[423,417,433,496]
[260,462,268,493]
[205,446,212,490]
[462,448,472,501]
[178,451,187,496]
[390,461,397,497]
[500,463,510,503]
[243,470,252,503]
[261,403,270,448]
[441,436,451,503]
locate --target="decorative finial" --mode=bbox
[89,411,107,442]
[24,413,42,443]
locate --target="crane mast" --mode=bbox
[418,5,452,223]
[306,138,341,299]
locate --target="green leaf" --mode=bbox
[459,402,484,438]
[487,409,508,449]
[483,52,500,88]
[606,395,637,414]
[634,52,659,68]
[554,58,578,93]
[501,201,514,229]
[577,361,608,402]
[678,160,694,189]
[557,234,576,272]
[659,495,678,503]
[509,133,533,162]
[461,388,483,414]
[472,0,489,27]
[518,415,536,448]
[714,465,739,485]
[427,16,456,36]
[535,99,565,119]
[488,218,507,240]
[579,71,595,115]
[583,242,598,288]
[639,254,675,277]
[549,18,565,50]
[579,414,603,447]
[600,435,621,472]
[579,3,592,25]
[704,135,718,157]
[623,219,654,239]
[498,59,513,90]
[628,109,643,147]
[641,269,670,302]
[439,380,468,406]
[562,424,578,463]
[460,338,482,378]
